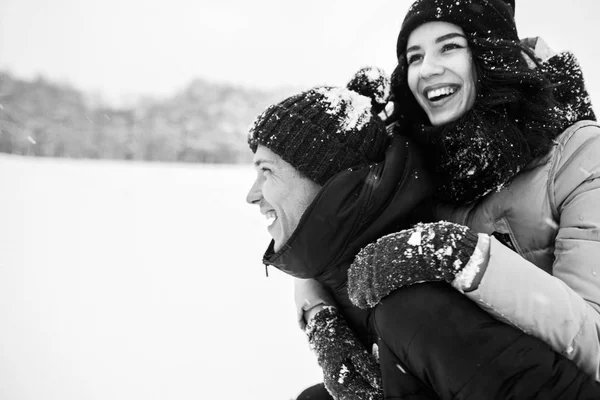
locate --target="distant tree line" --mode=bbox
[0,72,290,164]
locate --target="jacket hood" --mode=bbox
[261,135,435,290]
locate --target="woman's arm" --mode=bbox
[460,124,600,380]
[294,278,336,329]
[461,237,600,380]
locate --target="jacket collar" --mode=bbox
[261,135,435,284]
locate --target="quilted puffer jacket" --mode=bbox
[435,120,600,380]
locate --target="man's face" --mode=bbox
[246,145,322,252]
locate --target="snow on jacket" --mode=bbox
[434,119,600,380]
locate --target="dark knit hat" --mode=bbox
[248,67,391,186]
[396,0,518,58]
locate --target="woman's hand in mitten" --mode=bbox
[348,221,481,309]
[306,306,383,400]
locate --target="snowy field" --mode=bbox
[0,154,322,400]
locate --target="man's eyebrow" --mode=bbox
[406,32,467,53]
[253,158,276,167]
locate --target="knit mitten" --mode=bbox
[348,221,479,309]
[542,51,596,124]
[522,36,596,124]
[305,306,383,400]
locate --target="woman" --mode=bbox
[348,0,600,386]
[295,1,600,398]
[275,67,600,400]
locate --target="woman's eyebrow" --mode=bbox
[435,32,467,43]
[406,44,421,53]
[406,32,467,53]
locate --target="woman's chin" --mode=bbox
[428,111,464,126]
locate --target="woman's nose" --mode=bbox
[419,54,444,79]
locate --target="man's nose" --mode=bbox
[419,54,444,79]
[246,177,262,205]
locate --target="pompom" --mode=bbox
[346,67,391,114]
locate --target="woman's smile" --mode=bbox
[424,84,458,102]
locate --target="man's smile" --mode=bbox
[265,210,277,229]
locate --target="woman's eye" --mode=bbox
[406,53,422,65]
[441,42,463,52]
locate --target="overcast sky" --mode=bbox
[2,0,600,105]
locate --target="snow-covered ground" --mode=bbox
[0,154,322,400]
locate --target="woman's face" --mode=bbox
[406,21,477,126]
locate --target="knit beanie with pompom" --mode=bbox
[247,67,391,186]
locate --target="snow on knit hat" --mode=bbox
[247,67,391,186]
[396,0,518,59]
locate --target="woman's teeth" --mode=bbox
[426,86,457,101]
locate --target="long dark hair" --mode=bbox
[389,33,565,159]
